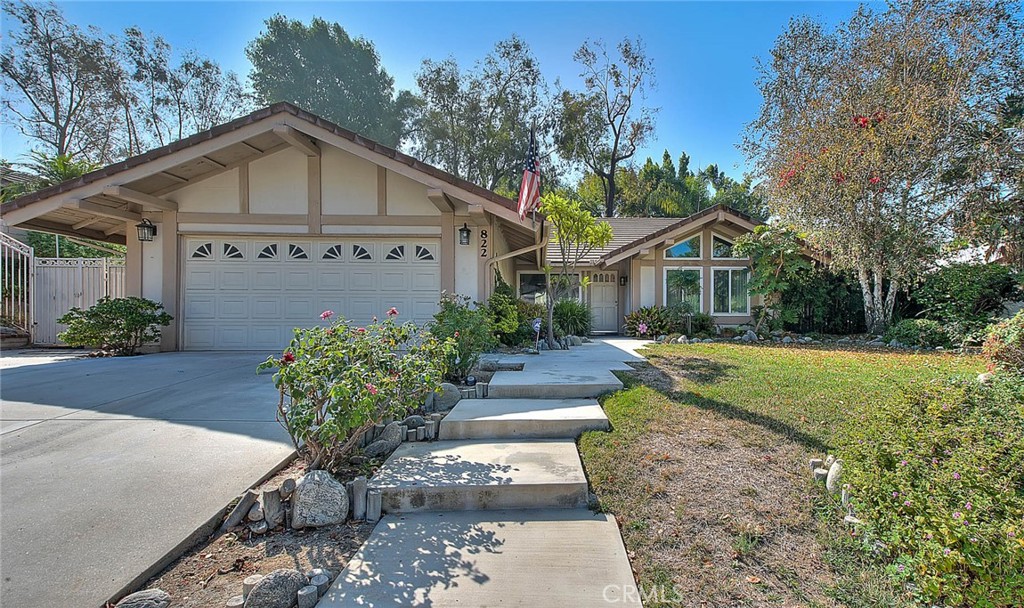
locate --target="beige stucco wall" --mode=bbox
[167,169,238,213]
[454,223,480,301]
[387,171,439,216]
[249,148,308,214]
[321,144,377,215]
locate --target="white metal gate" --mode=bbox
[33,258,126,345]
[1,232,34,339]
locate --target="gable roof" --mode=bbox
[2,102,535,241]
[597,204,761,267]
[547,217,680,265]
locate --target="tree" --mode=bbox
[733,224,812,332]
[556,37,656,217]
[412,36,551,191]
[1,1,122,163]
[539,192,613,348]
[246,15,415,147]
[744,0,1024,333]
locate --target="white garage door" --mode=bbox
[182,237,441,350]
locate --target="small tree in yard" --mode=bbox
[540,192,613,348]
[733,225,812,333]
[745,0,1024,333]
[258,309,455,471]
[57,296,172,356]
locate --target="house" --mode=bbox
[2,103,760,350]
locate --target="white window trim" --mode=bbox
[710,232,748,261]
[710,266,751,316]
[516,270,583,301]
[663,234,702,260]
[663,266,704,312]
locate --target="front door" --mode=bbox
[590,271,619,333]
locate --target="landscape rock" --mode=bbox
[249,520,269,534]
[297,585,318,608]
[243,574,264,599]
[305,568,335,581]
[115,589,171,608]
[401,415,426,429]
[702,338,713,343]
[782,336,794,344]
[675,335,688,344]
[824,454,836,468]
[226,596,245,607]
[742,330,757,343]
[809,458,824,471]
[290,471,348,529]
[690,338,701,343]
[570,335,583,347]
[978,372,994,385]
[841,486,851,507]
[364,422,402,458]
[826,460,843,494]
[310,573,331,595]
[278,478,296,500]
[844,515,863,526]
[247,502,264,522]
[435,383,461,410]
[813,467,829,482]
[244,569,306,608]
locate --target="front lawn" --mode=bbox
[579,343,990,607]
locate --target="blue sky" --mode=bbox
[3,1,867,179]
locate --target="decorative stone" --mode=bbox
[352,476,367,521]
[782,336,794,344]
[115,589,171,608]
[366,488,382,522]
[475,383,486,398]
[813,467,829,482]
[243,574,264,599]
[405,427,416,442]
[416,426,425,441]
[676,335,688,344]
[844,515,863,526]
[826,460,843,494]
[305,568,334,582]
[809,458,824,471]
[570,335,583,346]
[424,420,436,440]
[824,454,836,468]
[364,422,402,458]
[435,383,462,410]
[244,569,306,608]
[401,415,426,429]
[278,478,296,500]
[249,520,269,534]
[290,470,348,529]
[297,585,318,608]
[978,372,994,385]
[742,330,758,343]
[841,486,851,507]
[226,595,245,607]
[423,391,436,412]
[702,338,713,343]
[247,502,264,522]
[310,573,331,595]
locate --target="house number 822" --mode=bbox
[480,229,488,258]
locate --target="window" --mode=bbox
[191,242,213,259]
[257,244,278,260]
[222,243,244,259]
[385,245,405,261]
[664,235,701,259]
[665,269,701,313]
[712,268,750,314]
[287,244,308,260]
[518,272,581,305]
[712,236,735,258]
[322,244,344,260]
[352,244,372,261]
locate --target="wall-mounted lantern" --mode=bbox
[619,275,628,286]
[135,218,157,242]
[458,223,471,246]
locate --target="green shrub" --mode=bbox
[486,291,520,344]
[624,306,672,337]
[431,293,495,382]
[842,376,1024,607]
[57,296,172,356]
[258,310,453,470]
[690,312,715,335]
[553,299,592,337]
[912,263,1021,344]
[982,311,1024,374]
[883,318,950,348]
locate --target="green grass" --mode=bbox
[579,343,987,607]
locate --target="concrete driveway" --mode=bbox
[0,350,293,607]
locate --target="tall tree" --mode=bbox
[744,0,1023,333]
[556,37,657,217]
[412,36,550,191]
[246,15,415,147]
[1,1,122,163]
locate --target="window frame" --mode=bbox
[710,266,751,316]
[663,234,702,260]
[516,270,582,304]
[662,266,704,312]
[710,232,745,260]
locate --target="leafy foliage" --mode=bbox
[843,376,1024,607]
[57,296,172,355]
[912,263,1021,344]
[982,311,1024,374]
[246,15,414,147]
[553,299,592,337]
[733,224,812,332]
[883,319,950,348]
[624,306,671,337]
[431,293,494,382]
[258,312,454,471]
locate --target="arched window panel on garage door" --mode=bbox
[255,243,279,260]
[321,244,345,261]
[351,244,373,261]
[287,243,310,260]
[189,241,214,260]
[385,244,406,261]
[220,242,246,260]
[414,244,436,261]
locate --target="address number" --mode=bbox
[480,229,488,258]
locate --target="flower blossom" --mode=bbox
[282,352,296,364]
[953,472,961,480]
[869,176,881,185]
[320,310,335,320]
[356,327,366,334]
[853,115,871,128]
[637,322,648,335]
[365,383,378,395]
[387,307,399,317]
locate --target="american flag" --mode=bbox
[517,128,540,220]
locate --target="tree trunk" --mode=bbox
[857,266,879,334]
[605,163,617,217]
[544,268,557,349]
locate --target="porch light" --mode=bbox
[458,223,471,246]
[619,275,628,286]
[135,218,157,242]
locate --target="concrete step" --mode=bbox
[486,369,622,399]
[370,439,587,513]
[439,398,609,440]
[317,509,641,607]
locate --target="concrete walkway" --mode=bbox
[0,350,292,607]
[319,339,649,607]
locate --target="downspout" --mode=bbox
[485,219,548,283]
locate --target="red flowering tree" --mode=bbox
[745,0,1023,332]
[258,309,455,471]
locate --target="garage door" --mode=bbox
[182,237,441,350]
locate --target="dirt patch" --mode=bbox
[128,460,374,608]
